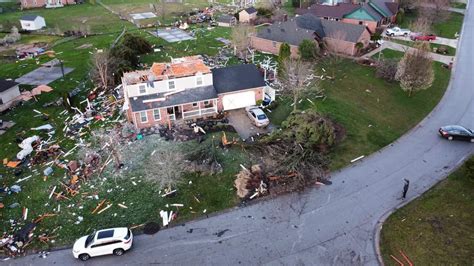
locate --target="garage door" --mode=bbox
[222,91,256,110]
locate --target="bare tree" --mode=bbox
[410,16,432,34]
[418,0,451,23]
[231,24,255,60]
[90,129,123,169]
[91,50,115,89]
[279,58,317,111]
[144,147,186,190]
[395,42,434,96]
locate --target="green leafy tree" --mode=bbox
[298,39,319,60]
[277,42,291,75]
[280,110,336,151]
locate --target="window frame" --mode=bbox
[139,111,148,123]
[138,85,147,94]
[153,109,161,121]
[192,102,198,107]
[196,76,203,86]
[168,80,176,90]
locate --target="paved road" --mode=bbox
[364,41,455,64]
[10,4,474,266]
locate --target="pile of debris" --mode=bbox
[234,164,268,200]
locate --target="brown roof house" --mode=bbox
[251,13,371,57]
[122,56,267,129]
[0,79,21,112]
[296,0,399,33]
[239,6,257,23]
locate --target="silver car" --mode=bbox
[245,106,270,127]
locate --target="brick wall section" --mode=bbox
[251,36,301,58]
[342,18,378,33]
[239,12,257,23]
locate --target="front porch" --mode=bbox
[166,99,218,121]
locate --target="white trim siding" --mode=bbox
[153,109,161,121]
[139,111,148,123]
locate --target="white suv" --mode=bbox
[72,227,133,261]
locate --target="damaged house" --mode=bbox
[122,56,268,129]
[251,13,371,57]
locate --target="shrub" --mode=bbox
[298,39,319,60]
[376,59,398,82]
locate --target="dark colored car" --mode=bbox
[439,125,474,142]
[411,33,437,41]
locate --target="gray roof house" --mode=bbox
[251,14,371,56]
[216,14,237,27]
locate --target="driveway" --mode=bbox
[387,35,459,48]
[226,109,273,140]
[9,3,474,266]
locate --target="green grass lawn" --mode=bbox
[0,2,131,34]
[450,2,467,9]
[399,10,464,39]
[381,156,474,265]
[387,38,456,55]
[268,55,450,170]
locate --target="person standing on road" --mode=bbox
[402,179,410,199]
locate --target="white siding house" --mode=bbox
[20,15,46,31]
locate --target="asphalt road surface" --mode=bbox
[9,4,474,266]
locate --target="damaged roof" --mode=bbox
[123,56,211,85]
[0,79,19,93]
[296,3,359,19]
[212,64,266,94]
[243,6,257,14]
[129,85,218,112]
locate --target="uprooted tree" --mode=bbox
[395,41,434,96]
[256,110,338,189]
[144,148,187,190]
[278,57,317,112]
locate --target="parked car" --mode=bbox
[73,227,133,261]
[410,33,437,41]
[262,93,272,106]
[386,27,411,37]
[245,106,270,127]
[438,125,474,142]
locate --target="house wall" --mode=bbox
[216,87,264,111]
[20,17,46,30]
[239,11,256,23]
[126,73,213,98]
[250,36,300,58]
[324,37,357,56]
[21,0,76,9]
[132,108,168,129]
[0,85,21,112]
[342,18,378,33]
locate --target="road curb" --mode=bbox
[373,154,471,265]
[373,2,472,264]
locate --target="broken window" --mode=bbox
[139,85,146,94]
[0,98,3,105]
[140,111,148,123]
[168,81,175,90]
[196,76,203,86]
[192,102,198,107]
[153,109,161,121]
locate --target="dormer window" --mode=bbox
[139,85,146,94]
[168,80,175,90]
[196,76,203,86]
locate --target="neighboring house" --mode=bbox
[216,14,237,27]
[20,0,76,9]
[0,79,21,112]
[239,6,257,23]
[122,56,266,129]
[251,13,371,57]
[296,0,399,33]
[20,15,46,31]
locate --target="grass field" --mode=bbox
[381,156,474,265]
[0,2,131,34]
[399,10,464,39]
[268,54,450,170]
[450,2,467,9]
